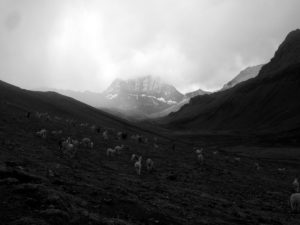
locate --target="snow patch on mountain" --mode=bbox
[106,94,118,100]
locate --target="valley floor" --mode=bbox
[1,108,300,225]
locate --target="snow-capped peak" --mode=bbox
[101,75,185,115]
[104,75,184,102]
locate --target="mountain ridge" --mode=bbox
[259,29,300,78]
[161,29,300,133]
[221,64,264,90]
[185,89,211,98]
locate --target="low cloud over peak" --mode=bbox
[0,0,300,93]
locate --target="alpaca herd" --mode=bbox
[31,111,300,213]
[107,148,153,176]
[33,110,158,176]
[132,156,154,176]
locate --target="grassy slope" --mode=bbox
[1,81,300,224]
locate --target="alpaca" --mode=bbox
[134,156,142,175]
[146,158,154,172]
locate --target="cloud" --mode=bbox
[0,0,300,93]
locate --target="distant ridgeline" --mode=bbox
[161,29,300,134]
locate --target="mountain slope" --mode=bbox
[148,98,190,118]
[162,29,300,133]
[38,89,103,108]
[221,64,264,90]
[0,80,140,130]
[185,89,211,98]
[259,29,300,77]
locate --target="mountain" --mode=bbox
[37,76,185,119]
[161,29,300,134]
[221,64,264,90]
[99,75,185,116]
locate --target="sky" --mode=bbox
[0,0,299,93]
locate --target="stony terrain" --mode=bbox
[1,101,300,225]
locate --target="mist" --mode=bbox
[1,0,300,93]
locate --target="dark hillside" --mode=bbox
[0,80,133,130]
[162,30,300,136]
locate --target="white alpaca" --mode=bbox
[80,123,88,127]
[62,141,75,158]
[71,139,80,149]
[54,116,61,121]
[234,157,241,162]
[117,132,122,140]
[36,129,47,139]
[197,153,204,164]
[290,193,300,212]
[134,156,142,175]
[81,137,92,148]
[61,140,70,150]
[81,137,91,143]
[106,148,115,157]
[146,158,154,172]
[131,154,138,161]
[89,141,94,150]
[195,148,203,155]
[293,178,299,192]
[114,145,124,154]
[103,130,109,140]
[90,125,96,131]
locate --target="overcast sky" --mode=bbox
[0,0,299,93]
